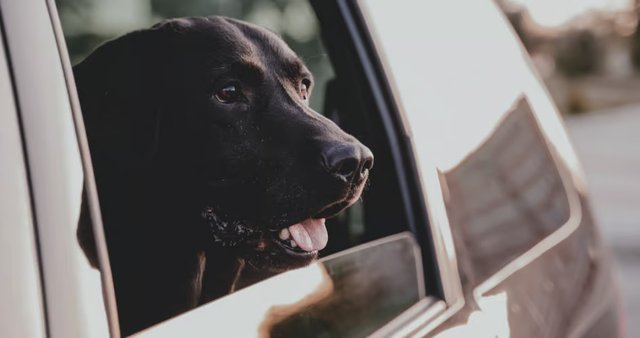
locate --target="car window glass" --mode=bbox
[361,0,576,287]
[137,233,423,337]
[271,233,424,338]
[56,0,424,335]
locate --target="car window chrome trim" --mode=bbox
[370,299,452,338]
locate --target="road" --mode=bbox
[565,104,640,337]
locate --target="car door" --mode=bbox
[341,0,623,336]
[1,0,622,336]
[32,0,446,336]
[0,18,47,338]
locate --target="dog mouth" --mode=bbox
[202,177,366,261]
[271,217,328,255]
[268,185,362,252]
[202,199,351,258]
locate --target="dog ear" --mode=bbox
[73,28,165,171]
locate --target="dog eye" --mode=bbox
[299,79,311,101]
[215,82,241,103]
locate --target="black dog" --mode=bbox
[74,16,373,335]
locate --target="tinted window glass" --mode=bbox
[137,233,424,337]
[272,233,424,337]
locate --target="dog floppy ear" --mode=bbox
[73,28,166,171]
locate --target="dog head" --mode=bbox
[74,16,373,272]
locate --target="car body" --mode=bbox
[0,0,623,337]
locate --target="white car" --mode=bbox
[0,0,623,337]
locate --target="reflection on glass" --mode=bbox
[271,233,424,338]
[137,233,423,338]
[135,262,332,338]
[441,97,570,284]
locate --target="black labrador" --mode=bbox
[74,16,373,335]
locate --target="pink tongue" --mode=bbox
[287,218,328,252]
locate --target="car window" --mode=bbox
[360,0,580,288]
[271,233,424,338]
[55,0,429,335]
[137,233,424,337]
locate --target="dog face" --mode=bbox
[75,16,372,273]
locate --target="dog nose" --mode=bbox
[321,143,374,184]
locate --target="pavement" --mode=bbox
[565,104,640,337]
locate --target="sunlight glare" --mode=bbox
[135,263,333,338]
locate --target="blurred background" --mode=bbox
[55,0,334,111]
[56,0,639,335]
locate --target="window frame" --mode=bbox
[329,1,466,335]
[310,0,443,292]
[2,0,120,336]
[38,0,462,337]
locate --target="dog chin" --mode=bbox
[244,241,319,273]
[248,251,319,273]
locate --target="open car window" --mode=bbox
[55,0,436,336]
